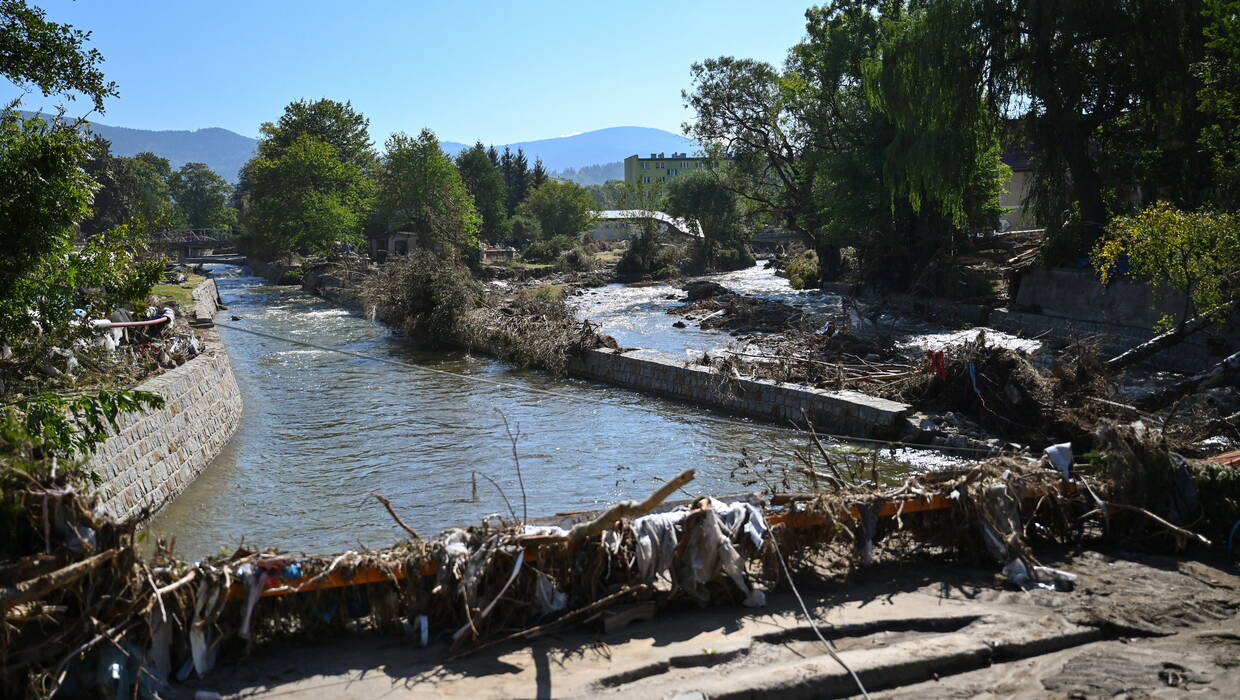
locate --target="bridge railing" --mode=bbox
[150,228,236,244]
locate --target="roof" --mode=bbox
[592,210,701,237]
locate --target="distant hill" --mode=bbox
[552,161,624,186]
[14,116,694,185]
[442,126,698,173]
[20,111,256,182]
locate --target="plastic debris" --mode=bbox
[1043,442,1073,481]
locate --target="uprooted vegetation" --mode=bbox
[2,421,1234,697]
[360,250,613,375]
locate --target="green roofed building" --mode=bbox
[623,152,713,185]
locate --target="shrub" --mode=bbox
[556,246,594,272]
[522,235,575,263]
[786,250,819,289]
[715,246,756,271]
[360,250,480,346]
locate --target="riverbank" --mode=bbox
[185,546,1240,698]
[85,278,242,522]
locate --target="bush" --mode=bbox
[522,235,575,263]
[786,250,819,289]
[360,250,480,346]
[556,246,594,272]
[715,246,756,271]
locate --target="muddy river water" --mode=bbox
[148,265,966,559]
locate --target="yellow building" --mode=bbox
[623,152,712,185]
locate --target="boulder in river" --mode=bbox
[682,280,732,301]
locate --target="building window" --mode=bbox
[640,162,649,169]
[656,161,664,169]
[642,176,651,184]
[696,161,705,168]
[657,176,665,183]
[669,168,677,176]
[683,162,690,168]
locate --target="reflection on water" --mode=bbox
[149,265,967,560]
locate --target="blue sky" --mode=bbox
[3,1,811,144]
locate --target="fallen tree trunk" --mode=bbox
[520,469,695,545]
[0,549,117,618]
[1135,350,1240,412]
[1106,299,1238,372]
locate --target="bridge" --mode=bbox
[150,228,237,261]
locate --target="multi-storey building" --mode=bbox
[623,152,712,185]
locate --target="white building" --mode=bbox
[586,210,701,241]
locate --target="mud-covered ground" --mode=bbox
[186,547,1240,698]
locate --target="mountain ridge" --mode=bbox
[15,113,695,183]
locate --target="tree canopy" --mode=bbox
[170,162,236,230]
[245,134,374,257]
[665,171,747,271]
[517,181,596,241]
[0,0,117,111]
[455,143,510,243]
[257,98,376,170]
[378,129,479,255]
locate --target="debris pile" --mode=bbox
[670,282,806,334]
[2,426,1234,698]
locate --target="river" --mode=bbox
[148,265,965,560]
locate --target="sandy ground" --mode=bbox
[182,547,1239,699]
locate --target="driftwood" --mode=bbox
[520,469,695,545]
[0,549,117,618]
[370,491,420,540]
[1106,299,1238,372]
[1091,502,1212,546]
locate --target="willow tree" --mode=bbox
[867,0,1213,260]
[684,1,1006,287]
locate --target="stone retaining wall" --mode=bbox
[86,279,243,521]
[569,349,910,438]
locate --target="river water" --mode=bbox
[148,265,965,560]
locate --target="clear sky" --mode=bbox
[3,0,812,144]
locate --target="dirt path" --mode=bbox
[184,548,1239,699]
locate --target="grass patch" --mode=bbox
[151,272,206,307]
[521,283,568,302]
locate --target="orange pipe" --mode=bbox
[225,481,1080,602]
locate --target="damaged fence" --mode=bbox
[1,422,1236,698]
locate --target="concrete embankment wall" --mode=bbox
[299,271,910,439]
[568,349,910,438]
[87,279,243,521]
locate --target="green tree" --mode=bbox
[240,99,378,258]
[530,157,549,188]
[256,98,376,170]
[246,134,374,257]
[378,129,479,255]
[866,0,1214,260]
[455,142,510,243]
[0,0,117,111]
[503,147,531,214]
[517,180,597,241]
[0,112,162,347]
[684,2,1008,287]
[170,162,236,229]
[1093,202,1240,332]
[1200,0,1240,209]
[127,151,181,228]
[79,135,138,236]
[665,171,747,271]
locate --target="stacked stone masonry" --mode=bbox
[85,279,243,521]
